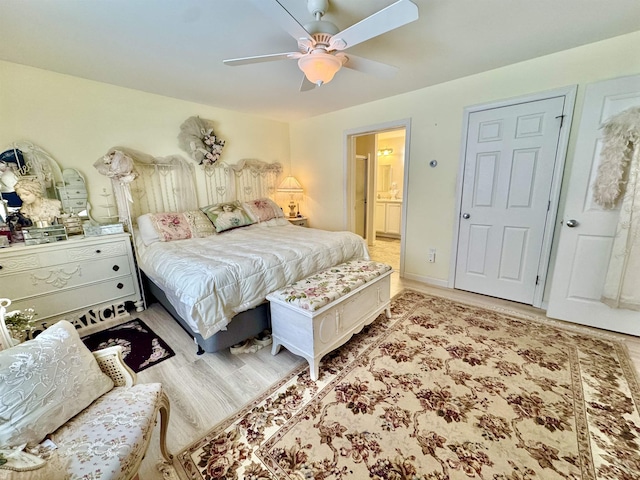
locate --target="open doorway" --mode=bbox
[346,120,410,274]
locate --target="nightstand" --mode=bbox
[287,216,308,227]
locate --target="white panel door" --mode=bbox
[455,97,565,304]
[547,75,640,335]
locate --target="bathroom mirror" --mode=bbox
[377,164,391,193]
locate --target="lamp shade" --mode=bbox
[277,175,304,193]
[298,52,343,86]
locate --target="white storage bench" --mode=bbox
[266,260,392,380]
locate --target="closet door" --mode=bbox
[547,74,640,335]
[455,96,565,304]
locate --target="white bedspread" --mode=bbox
[137,222,369,339]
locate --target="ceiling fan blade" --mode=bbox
[341,54,398,79]
[223,52,301,66]
[299,75,317,92]
[329,0,419,51]
[248,0,313,44]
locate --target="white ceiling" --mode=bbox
[1,0,639,122]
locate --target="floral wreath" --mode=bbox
[178,116,225,166]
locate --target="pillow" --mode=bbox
[0,320,114,448]
[136,214,161,246]
[146,212,192,242]
[184,210,216,238]
[137,210,216,246]
[242,198,284,223]
[200,201,255,233]
[253,217,291,228]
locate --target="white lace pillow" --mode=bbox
[0,320,114,448]
[184,210,216,237]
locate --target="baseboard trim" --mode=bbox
[402,272,449,288]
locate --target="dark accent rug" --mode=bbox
[174,290,640,479]
[82,318,175,372]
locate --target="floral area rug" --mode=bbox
[175,290,640,479]
[81,318,175,372]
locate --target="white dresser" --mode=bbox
[0,233,142,324]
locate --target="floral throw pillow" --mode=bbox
[148,212,192,242]
[243,198,284,223]
[201,201,255,233]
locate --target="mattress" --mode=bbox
[136,221,369,339]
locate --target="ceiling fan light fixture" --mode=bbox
[298,52,343,86]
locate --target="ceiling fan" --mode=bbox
[223,0,419,91]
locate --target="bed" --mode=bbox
[108,149,369,354]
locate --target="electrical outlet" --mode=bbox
[428,248,436,263]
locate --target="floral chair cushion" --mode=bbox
[0,321,114,448]
[269,260,392,311]
[49,383,163,480]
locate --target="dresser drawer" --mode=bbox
[0,239,128,274]
[0,252,41,274]
[57,185,87,198]
[64,238,128,261]
[62,198,87,209]
[9,276,138,322]
[2,255,133,300]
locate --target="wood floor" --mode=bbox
[136,259,640,478]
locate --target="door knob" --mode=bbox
[462,213,470,219]
[565,219,579,228]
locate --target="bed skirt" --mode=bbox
[142,273,270,354]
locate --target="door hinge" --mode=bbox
[555,114,566,128]
[535,275,540,285]
[547,200,551,212]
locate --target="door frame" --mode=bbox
[344,118,412,274]
[448,86,577,308]
[354,153,369,238]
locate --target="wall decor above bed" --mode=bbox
[178,116,225,166]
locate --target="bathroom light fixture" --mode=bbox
[277,175,304,217]
[377,148,393,156]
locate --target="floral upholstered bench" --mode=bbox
[266,260,392,380]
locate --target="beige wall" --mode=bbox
[0,61,290,220]
[290,30,640,286]
[2,30,639,286]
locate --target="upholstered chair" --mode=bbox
[0,311,172,480]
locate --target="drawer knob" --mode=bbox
[116,283,124,289]
[95,249,102,254]
[112,265,120,272]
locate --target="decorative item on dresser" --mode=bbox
[56,168,88,217]
[0,233,143,331]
